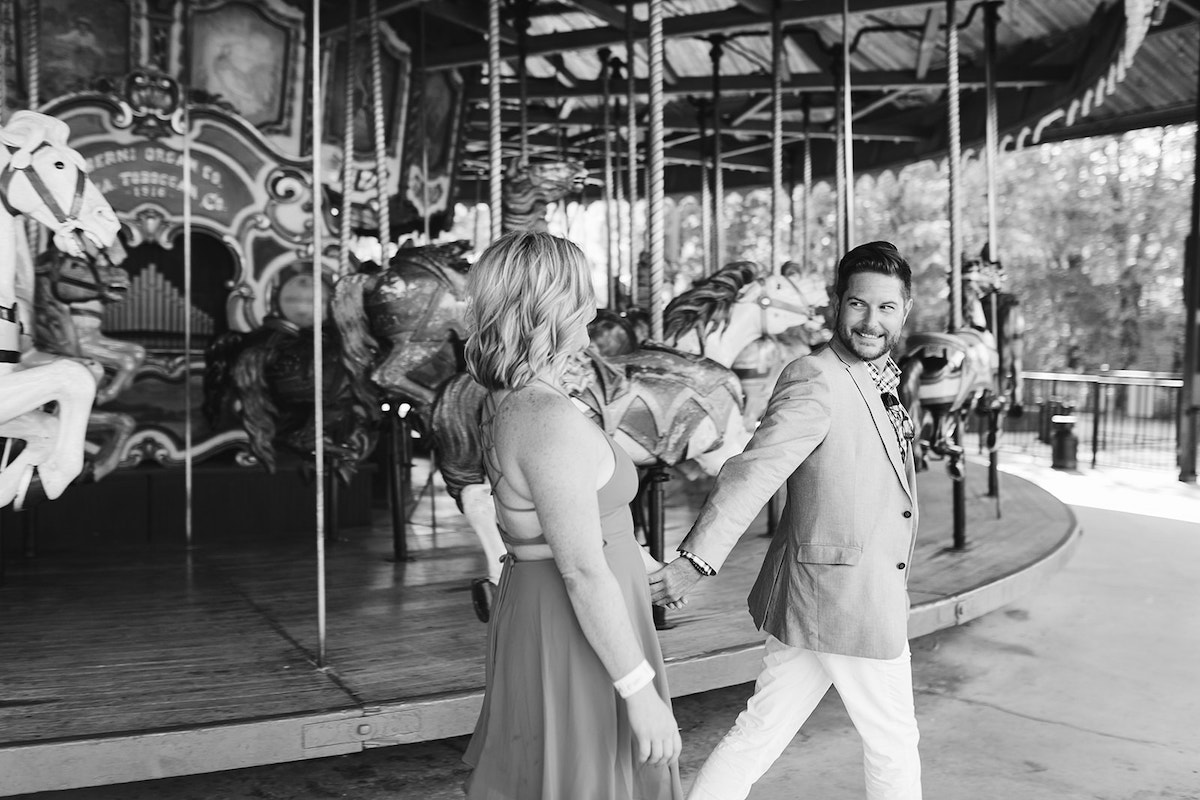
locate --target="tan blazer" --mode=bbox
[680,337,919,660]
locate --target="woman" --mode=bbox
[462,231,683,800]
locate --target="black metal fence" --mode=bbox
[986,370,1186,471]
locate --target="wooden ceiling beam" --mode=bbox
[470,66,1067,101]
[913,8,939,79]
[428,0,942,70]
[559,0,629,29]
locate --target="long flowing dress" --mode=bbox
[463,399,683,800]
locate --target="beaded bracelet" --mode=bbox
[613,660,656,699]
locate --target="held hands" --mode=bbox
[648,557,704,609]
[625,683,682,767]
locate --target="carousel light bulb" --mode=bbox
[380,402,391,412]
[398,403,412,419]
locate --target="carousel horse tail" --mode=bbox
[331,272,380,392]
[230,330,282,473]
[430,371,488,511]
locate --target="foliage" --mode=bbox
[684,125,1195,373]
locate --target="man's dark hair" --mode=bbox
[834,241,912,299]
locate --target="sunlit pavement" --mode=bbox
[21,458,1200,800]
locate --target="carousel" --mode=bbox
[0,0,1186,793]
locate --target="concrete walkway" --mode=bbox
[17,460,1200,800]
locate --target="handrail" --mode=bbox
[1021,370,1182,389]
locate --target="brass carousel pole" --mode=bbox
[983,0,1003,507]
[336,0,359,545]
[770,0,783,273]
[841,0,854,250]
[311,0,328,667]
[626,6,639,306]
[802,95,812,270]
[946,0,967,549]
[697,99,712,275]
[488,0,502,243]
[646,0,667,629]
[600,48,616,306]
[709,37,725,270]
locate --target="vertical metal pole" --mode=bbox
[1092,380,1102,469]
[601,49,615,305]
[647,0,665,342]
[710,38,725,269]
[488,0,502,242]
[312,0,328,667]
[842,0,855,248]
[984,1,1001,499]
[946,0,966,548]
[368,0,391,259]
[770,0,783,271]
[388,412,406,559]
[626,7,640,304]
[1179,39,1200,482]
[648,467,669,629]
[947,0,963,333]
[698,100,712,276]
[802,96,812,271]
[182,94,194,553]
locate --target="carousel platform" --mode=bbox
[0,456,1080,796]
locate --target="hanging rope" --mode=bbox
[488,0,502,242]
[946,0,963,332]
[312,0,328,667]
[647,0,665,341]
[368,0,390,263]
[770,0,783,272]
[339,0,358,276]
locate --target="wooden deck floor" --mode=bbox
[0,458,1079,795]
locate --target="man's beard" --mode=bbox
[836,322,900,362]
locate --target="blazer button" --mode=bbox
[902,510,912,518]
[897,562,906,570]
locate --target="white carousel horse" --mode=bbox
[0,111,122,509]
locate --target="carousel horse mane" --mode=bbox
[430,344,745,509]
[662,261,761,347]
[332,240,473,413]
[502,158,588,233]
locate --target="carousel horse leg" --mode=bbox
[387,411,414,563]
[646,465,672,631]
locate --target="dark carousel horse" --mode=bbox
[202,317,380,487]
[25,244,141,486]
[898,257,1025,479]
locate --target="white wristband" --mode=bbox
[613,660,656,699]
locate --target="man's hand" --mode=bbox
[649,557,704,608]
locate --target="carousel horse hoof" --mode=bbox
[471,577,496,623]
[947,462,965,482]
[13,466,45,512]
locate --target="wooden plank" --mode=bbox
[0,457,1077,796]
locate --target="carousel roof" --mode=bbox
[329,0,1194,201]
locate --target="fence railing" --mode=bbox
[988,370,1186,471]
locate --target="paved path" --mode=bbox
[16,461,1199,799]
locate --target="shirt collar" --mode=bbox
[866,357,902,395]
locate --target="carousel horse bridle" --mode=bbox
[0,141,90,238]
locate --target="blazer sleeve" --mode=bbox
[679,355,833,572]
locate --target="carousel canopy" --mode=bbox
[315,0,1195,203]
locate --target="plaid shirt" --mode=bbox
[867,358,911,463]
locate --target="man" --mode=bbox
[650,241,922,800]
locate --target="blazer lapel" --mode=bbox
[829,339,914,500]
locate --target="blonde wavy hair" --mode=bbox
[466,231,595,390]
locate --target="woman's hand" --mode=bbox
[625,685,682,767]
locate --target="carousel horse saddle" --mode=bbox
[905,329,997,409]
[574,343,743,465]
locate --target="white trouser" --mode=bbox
[688,635,922,800]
